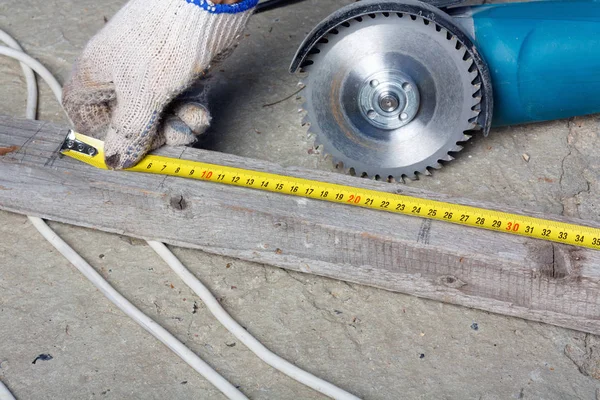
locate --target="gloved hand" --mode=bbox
[62,0,258,169]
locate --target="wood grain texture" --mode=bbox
[1,115,599,334]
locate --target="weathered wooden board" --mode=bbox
[1,115,599,334]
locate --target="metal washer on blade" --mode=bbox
[359,70,420,130]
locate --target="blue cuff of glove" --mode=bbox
[186,0,259,14]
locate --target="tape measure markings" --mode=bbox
[61,132,600,251]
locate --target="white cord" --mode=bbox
[27,217,247,400]
[0,46,62,107]
[149,241,360,400]
[0,381,16,400]
[1,28,360,400]
[0,32,37,120]
[0,31,30,400]
[1,31,246,400]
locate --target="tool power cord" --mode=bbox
[0,28,360,400]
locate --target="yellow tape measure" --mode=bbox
[61,131,600,251]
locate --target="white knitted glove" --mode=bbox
[62,0,258,169]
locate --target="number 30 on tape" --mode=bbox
[61,131,600,251]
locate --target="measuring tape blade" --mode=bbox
[60,131,600,251]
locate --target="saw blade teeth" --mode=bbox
[469,103,480,115]
[297,11,483,183]
[404,173,418,181]
[334,160,345,170]
[466,59,476,72]
[469,74,480,88]
[311,134,321,147]
[307,126,318,140]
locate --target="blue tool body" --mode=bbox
[451,1,600,127]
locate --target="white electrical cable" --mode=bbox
[0,31,32,400]
[1,32,247,400]
[0,31,37,120]
[0,46,62,107]
[149,241,361,400]
[0,381,16,400]
[27,217,247,400]
[1,28,360,400]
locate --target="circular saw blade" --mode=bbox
[301,12,481,181]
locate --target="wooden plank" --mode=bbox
[1,115,599,334]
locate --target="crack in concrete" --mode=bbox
[559,120,594,217]
[282,269,308,286]
[280,270,364,355]
[341,280,357,291]
[558,148,572,190]
[575,180,592,198]
[304,295,364,354]
[565,333,600,381]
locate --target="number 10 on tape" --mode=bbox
[61,131,600,251]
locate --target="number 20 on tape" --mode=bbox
[61,131,600,251]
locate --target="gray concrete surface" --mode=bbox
[1,0,599,399]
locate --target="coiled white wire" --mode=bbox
[0,37,246,400]
[0,29,360,400]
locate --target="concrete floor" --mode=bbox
[1,0,599,398]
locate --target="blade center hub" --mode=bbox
[359,71,420,130]
[378,92,400,112]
